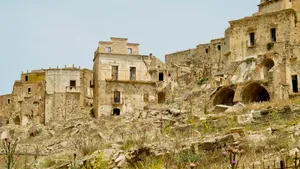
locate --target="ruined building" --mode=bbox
[0,66,93,125]
[93,37,167,118]
[166,0,300,107]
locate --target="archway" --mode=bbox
[262,58,274,79]
[213,87,235,106]
[113,108,120,116]
[241,82,270,103]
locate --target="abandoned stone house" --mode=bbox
[166,0,300,107]
[0,66,93,125]
[93,37,168,118]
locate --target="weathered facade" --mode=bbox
[0,66,93,125]
[93,37,164,118]
[165,0,300,106]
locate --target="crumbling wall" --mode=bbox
[98,81,156,116]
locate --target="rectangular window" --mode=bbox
[114,91,121,103]
[8,99,10,104]
[217,45,221,51]
[112,66,118,80]
[292,75,298,93]
[106,47,111,53]
[25,75,28,82]
[205,48,209,54]
[70,80,76,89]
[270,28,276,42]
[130,67,136,81]
[28,88,31,94]
[128,48,132,54]
[249,32,255,46]
[159,72,164,81]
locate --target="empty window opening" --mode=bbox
[292,75,298,93]
[130,67,136,81]
[114,91,121,104]
[113,108,120,116]
[213,88,235,106]
[159,72,164,81]
[205,48,209,54]
[270,28,276,42]
[25,75,28,82]
[158,92,166,104]
[28,88,31,94]
[112,66,118,80]
[249,32,255,46]
[144,93,149,102]
[241,82,270,103]
[70,80,76,89]
[291,49,294,58]
[217,45,221,51]
[8,99,10,104]
[128,48,132,54]
[90,80,94,88]
[106,47,111,53]
[262,58,275,79]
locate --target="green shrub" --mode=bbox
[198,78,208,86]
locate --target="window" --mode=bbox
[112,66,118,80]
[249,32,255,46]
[28,88,31,94]
[292,75,298,93]
[291,49,294,58]
[128,48,132,54]
[106,47,111,53]
[270,28,276,42]
[144,93,149,102]
[130,67,136,81]
[205,48,209,54]
[70,80,76,89]
[217,45,221,51]
[159,72,164,81]
[114,91,121,103]
[8,99,10,104]
[25,75,28,82]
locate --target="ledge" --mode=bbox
[105,79,156,85]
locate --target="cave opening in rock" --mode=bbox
[213,87,235,106]
[241,82,270,103]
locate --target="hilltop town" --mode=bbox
[2,0,300,168]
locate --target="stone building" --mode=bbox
[166,0,300,106]
[93,37,165,118]
[0,66,93,125]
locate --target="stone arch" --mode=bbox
[113,108,120,116]
[262,58,274,78]
[213,87,235,106]
[241,82,270,103]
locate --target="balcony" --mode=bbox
[66,86,81,93]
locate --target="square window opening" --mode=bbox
[159,72,164,81]
[270,28,276,42]
[106,47,111,53]
[128,48,132,54]
[249,32,255,46]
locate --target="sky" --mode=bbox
[0,0,259,95]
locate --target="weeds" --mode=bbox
[3,138,18,169]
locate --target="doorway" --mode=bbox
[292,75,298,93]
[113,108,120,116]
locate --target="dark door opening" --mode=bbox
[113,108,120,116]
[292,75,298,93]
[130,67,136,81]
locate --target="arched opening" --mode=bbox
[158,92,166,104]
[213,88,235,106]
[13,116,20,125]
[113,108,120,116]
[262,58,274,79]
[241,82,270,103]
